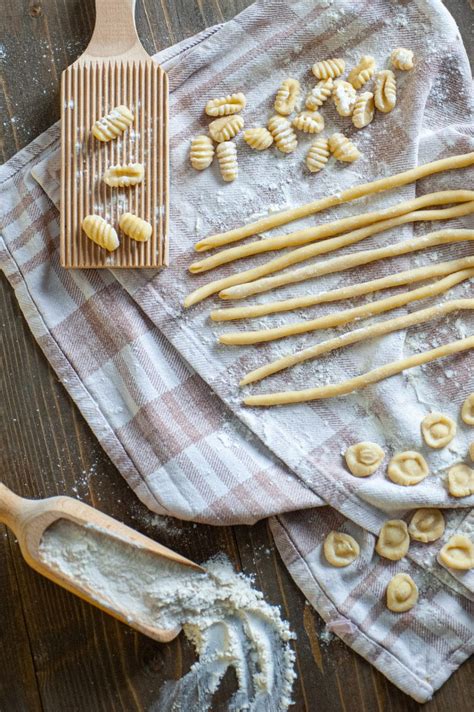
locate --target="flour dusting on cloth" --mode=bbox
[39,520,296,711]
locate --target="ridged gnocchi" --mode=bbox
[305,78,334,110]
[352,91,375,129]
[243,127,274,151]
[267,115,298,153]
[119,213,152,242]
[305,137,330,173]
[91,105,134,142]
[205,92,246,116]
[103,163,144,187]
[374,70,397,113]
[82,215,119,251]
[328,132,360,163]
[292,110,324,134]
[312,57,345,79]
[209,114,244,143]
[190,135,215,170]
[274,78,301,115]
[216,141,238,182]
[347,55,376,89]
[391,47,414,71]
[332,80,357,117]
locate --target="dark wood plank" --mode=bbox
[1,1,473,711]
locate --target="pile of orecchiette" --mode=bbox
[190,47,413,181]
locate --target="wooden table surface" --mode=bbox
[1,1,473,710]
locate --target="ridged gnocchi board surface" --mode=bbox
[61,60,168,268]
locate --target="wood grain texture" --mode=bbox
[1,1,473,710]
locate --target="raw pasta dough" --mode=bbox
[376,520,410,560]
[243,337,474,406]
[421,413,456,448]
[82,215,119,251]
[119,213,152,242]
[408,509,445,543]
[103,163,144,187]
[91,105,133,141]
[387,451,429,486]
[386,574,418,613]
[194,152,474,251]
[448,464,474,497]
[345,442,384,477]
[323,532,360,567]
[438,535,474,570]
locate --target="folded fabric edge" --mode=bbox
[269,515,474,704]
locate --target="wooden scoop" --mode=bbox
[0,484,204,642]
[60,0,169,269]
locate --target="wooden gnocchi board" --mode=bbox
[60,0,169,269]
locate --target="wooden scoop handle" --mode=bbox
[0,484,36,536]
[81,0,150,61]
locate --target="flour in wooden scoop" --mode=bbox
[40,519,296,711]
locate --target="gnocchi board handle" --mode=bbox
[79,0,150,62]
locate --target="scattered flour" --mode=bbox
[39,519,296,711]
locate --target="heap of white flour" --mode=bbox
[39,519,296,711]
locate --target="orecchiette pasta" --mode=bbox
[292,110,324,134]
[347,55,376,89]
[352,91,375,129]
[82,215,119,251]
[461,393,474,424]
[267,115,298,153]
[274,78,301,115]
[305,137,330,173]
[190,135,215,170]
[374,70,397,113]
[103,163,144,187]
[119,213,152,242]
[205,92,246,116]
[243,128,274,151]
[447,464,474,498]
[332,80,357,117]
[387,451,429,486]
[438,535,474,570]
[386,574,418,613]
[376,520,410,561]
[421,412,456,448]
[328,132,360,162]
[216,141,238,182]
[323,531,360,567]
[91,105,134,142]
[345,442,384,477]
[408,509,445,543]
[312,58,345,79]
[305,78,334,110]
[391,47,414,71]
[209,114,244,143]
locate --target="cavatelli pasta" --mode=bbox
[209,114,244,143]
[305,78,334,110]
[243,128,274,150]
[205,92,247,116]
[374,70,397,113]
[82,215,119,251]
[328,132,361,163]
[352,91,375,129]
[119,213,152,242]
[347,55,376,89]
[267,115,298,153]
[312,58,345,80]
[292,111,324,134]
[274,78,301,115]
[190,135,215,170]
[91,105,134,141]
[216,141,238,182]
[103,163,144,187]
[306,137,330,173]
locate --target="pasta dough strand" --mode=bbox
[220,270,474,345]
[211,257,474,322]
[220,229,474,301]
[189,191,474,274]
[194,152,474,252]
[243,332,474,405]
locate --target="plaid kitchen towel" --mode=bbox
[1,0,473,702]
